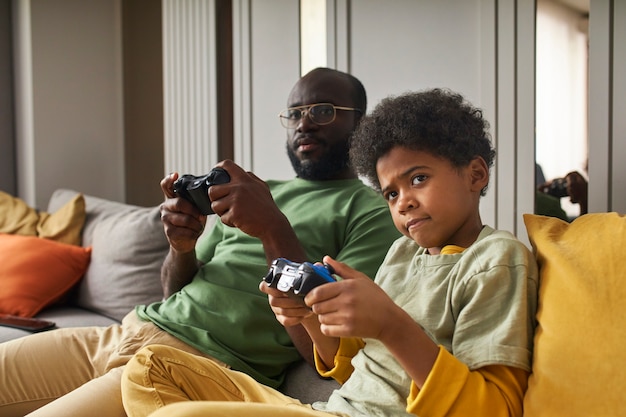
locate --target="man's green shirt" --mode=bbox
[136,178,400,388]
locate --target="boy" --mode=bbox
[120,89,538,417]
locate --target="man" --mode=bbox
[0,67,399,417]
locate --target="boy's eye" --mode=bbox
[411,174,427,185]
[383,190,398,201]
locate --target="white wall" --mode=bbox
[348,0,502,229]
[233,0,301,181]
[613,0,626,213]
[588,0,626,214]
[350,0,484,108]
[14,0,124,208]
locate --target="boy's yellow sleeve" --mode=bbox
[407,346,529,417]
[313,337,365,384]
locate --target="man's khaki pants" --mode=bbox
[0,312,217,417]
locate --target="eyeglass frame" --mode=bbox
[278,103,363,128]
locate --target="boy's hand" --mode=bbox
[305,256,396,341]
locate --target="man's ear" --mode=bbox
[468,157,489,192]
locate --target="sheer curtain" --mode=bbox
[536,0,588,217]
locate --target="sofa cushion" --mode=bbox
[280,361,339,404]
[0,190,86,245]
[48,190,170,322]
[523,213,626,417]
[0,306,120,343]
[0,234,92,317]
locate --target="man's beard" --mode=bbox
[287,139,351,181]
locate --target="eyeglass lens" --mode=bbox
[283,104,335,126]
[308,104,335,123]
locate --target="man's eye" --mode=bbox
[287,110,302,119]
[316,107,334,116]
[411,175,427,185]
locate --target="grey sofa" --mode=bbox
[0,188,337,404]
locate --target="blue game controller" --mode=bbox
[263,258,336,296]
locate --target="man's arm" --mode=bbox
[210,160,314,362]
[161,249,202,299]
[160,162,315,360]
[255,212,314,364]
[159,173,207,298]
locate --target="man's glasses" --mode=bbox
[278,103,362,129]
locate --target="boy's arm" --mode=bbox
[372,289,441,387]
[407,347,528,417]
[372,273,528,417]
[299,314,340,369]
[314,337,365,384]
[317,258,527,416]
[315,257,440,387]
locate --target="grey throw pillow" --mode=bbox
[48,190,169,321]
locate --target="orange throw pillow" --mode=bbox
[0,234,92,317]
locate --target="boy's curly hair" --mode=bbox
[349,88,496,195]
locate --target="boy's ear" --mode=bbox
[468,157,489,191]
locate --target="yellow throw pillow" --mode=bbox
[0,191,85,245]
[0,190,39,236]
[37,194,86,245]
[523,213,626,417]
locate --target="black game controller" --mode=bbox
[173,168,230,215]
[264,258,337,297]
[543,177,569,198]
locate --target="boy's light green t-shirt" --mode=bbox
[135,178,399,388]
[315,226,539,416]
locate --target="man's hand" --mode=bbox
[212,160,308,266]
[160,172,207,254]
[209,160,288,240]
[565,171,588,214]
